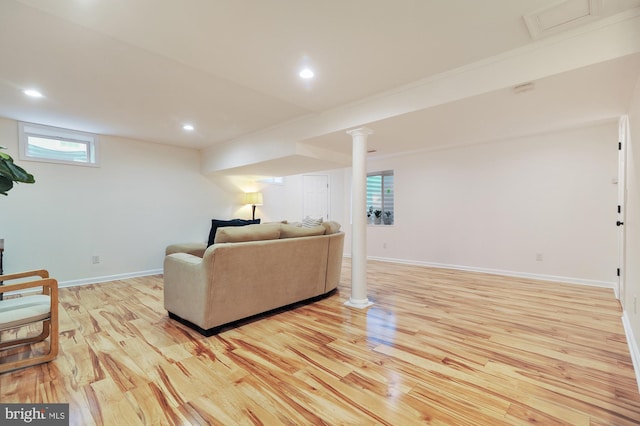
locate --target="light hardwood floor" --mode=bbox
[1,259,639,425]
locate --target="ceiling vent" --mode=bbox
[524,0,603,40]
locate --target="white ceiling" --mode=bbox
[303,53,640,156]
[1,0,639,174]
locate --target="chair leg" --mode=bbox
[0,274,59,374]
[0,321,50,349]
[0,319,58,374]
[48,312,59,359]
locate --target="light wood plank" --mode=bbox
[1,259,639,425]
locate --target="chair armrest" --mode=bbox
[0,277,58,298]
[0,269,49,281]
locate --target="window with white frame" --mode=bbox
[18,121,99,166]
[259,176,284,185]
[367,170,394,224]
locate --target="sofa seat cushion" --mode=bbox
[207,218,260,246]
[214,223,281,243]
[280,224,326,239]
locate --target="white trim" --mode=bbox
[58,269,163,288]
[2,269,163,297]
[344,254,616,289]
[622,311,640,395]
[344,299,374,309]
[618,115,629,304]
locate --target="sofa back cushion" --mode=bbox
[214,223,281,243]
[280,224,326,239]
[207,218,260,246]
[302,216,323,227]
[321,221,342,235]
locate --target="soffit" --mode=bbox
[301,53,640,157]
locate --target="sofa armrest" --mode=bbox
[165,242,207,257]
[163,253,208,327]
[325,232,345,292]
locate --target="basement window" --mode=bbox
[367,170,394,225]
[259,177,284,185]
[18,121,99,167]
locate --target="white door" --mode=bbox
[303,175,329,220]
[617,116,629,302]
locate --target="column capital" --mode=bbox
[346,127,374,137]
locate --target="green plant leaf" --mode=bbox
[0,160,34,183]
[0,147,35,193]
[0,175,13,195]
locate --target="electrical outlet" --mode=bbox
[92,255,100,265]
[383,242,387,249]
[635,296,637,314]
[536,253,543,261]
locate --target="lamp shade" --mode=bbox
[244,192,263,205]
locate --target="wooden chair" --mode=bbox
[0,269,59,374]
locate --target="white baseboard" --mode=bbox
[344,254,615,289]
[622,312,640,395]
[2,269,163,297]
[58,269,163,288]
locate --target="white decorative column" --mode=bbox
[345,127,374,309]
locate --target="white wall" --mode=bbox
[624,75,640,385]
[0,111,620,303]
[244,169,347,226]
[341,122,619,286]
[0,117,231,284]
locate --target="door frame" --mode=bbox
[617,115,629,302]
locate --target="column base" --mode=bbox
[344,298,374,309]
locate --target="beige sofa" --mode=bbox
[163,222,344,335]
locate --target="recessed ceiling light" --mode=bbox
[183,124,194,131]
[23,89,44,98]
[299,68,314,79]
